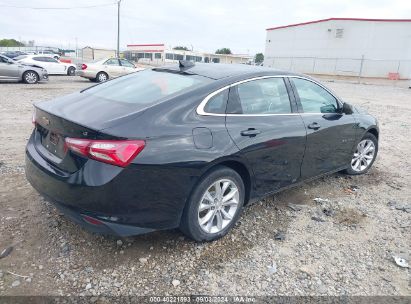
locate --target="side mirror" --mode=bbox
[341,102,354,115]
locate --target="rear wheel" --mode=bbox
[22,71,39,84]
[96,72,108,83]
[345,133,378,175]
[180,166,244,242]
[67,66,75,76]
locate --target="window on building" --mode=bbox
[228,78,291,114]
[137,53,145,59]
[204,57,209,63]
[155,53,162,59]
[292,78,338,113]
[195,56,202,62]
[174,54,184,61]
[185,55,195,61]
[335,28,344,38]
[144,53,152,60]
[212,58,220,63]
[165,53,173,60]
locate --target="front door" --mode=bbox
[0,56,19,80]
[225,76,307,196]
[290,77,358,178]
[104,58,122,77]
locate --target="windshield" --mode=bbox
[83,69,211,105]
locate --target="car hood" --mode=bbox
[35,91,146,131]
[353,105,369,115]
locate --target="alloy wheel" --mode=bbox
[98,73,107,82]
[198,179,239,234]
[25,72,38,84]
[351,139,376,172]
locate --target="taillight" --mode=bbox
[81,64,87,70]
[65,138,145,167]
[32,107,36,125]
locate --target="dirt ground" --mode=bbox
[0,76,410,297]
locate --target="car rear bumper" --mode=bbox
[25,132,190,236]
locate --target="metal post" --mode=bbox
[312,57,316,73]
[117,0,121,58]
[358,55,364,84]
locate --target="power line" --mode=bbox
[0,2,116,10]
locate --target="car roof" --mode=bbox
[154,63,298,80]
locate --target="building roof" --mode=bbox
[266,17,411,31]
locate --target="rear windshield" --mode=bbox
[83,69,211,105]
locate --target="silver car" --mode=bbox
[0,54,48,84]
[76,58,144,82]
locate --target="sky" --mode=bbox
[1,0,410,54]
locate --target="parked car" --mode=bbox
[16,55,76,76]
[0,54,48,84]
[26,62,379,241]
[76,58,144,82]
[37,50,60,60]
[1,51,28,59]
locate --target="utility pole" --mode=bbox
[117,0,121,58]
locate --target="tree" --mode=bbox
[0,39,25,47]
[173,46,189,51]
[215,48,232,55]
[254,53,264,64]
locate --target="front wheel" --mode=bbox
[180,166,245,242]
[345,133,378,175]
[22,71,39,84]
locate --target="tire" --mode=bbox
[345,132,378,175]
[96,72,108,83]
[180,166,245,242]
[67,66,75,76]
[22,70,39,84]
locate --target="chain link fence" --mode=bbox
[264,56,411,82]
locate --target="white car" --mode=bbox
[76,58,144,82]
[15,55,76,76]
[37,50,60,60]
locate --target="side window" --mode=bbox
[0,56,8,63]
[47,57,58,63]
[292,78,339,113]
[203,89,228,114]
[229,78,291,114]
[120,59,135,68]
[105,59,119,66]
[33,57,45,62]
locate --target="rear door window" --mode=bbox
[228,77,292,114]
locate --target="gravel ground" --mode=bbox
[0,76,410,297]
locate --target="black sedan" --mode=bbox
[26,62,379,241]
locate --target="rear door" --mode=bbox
[224,76,307,196]
[289,77,357,178]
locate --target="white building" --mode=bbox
[124,43,252,66]
[264,18,411,79]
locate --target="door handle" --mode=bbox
[241,128,261,137]
[307,122,321,130]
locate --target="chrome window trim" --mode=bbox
[196,75,342,117]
